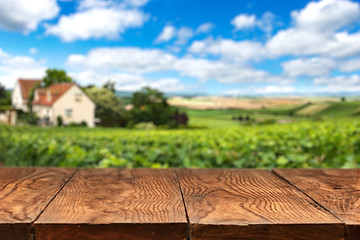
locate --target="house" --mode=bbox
[32,82,95,127]
[12,79,96,127]
[11,79,41,112]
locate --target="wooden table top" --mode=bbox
[0,168,359,240]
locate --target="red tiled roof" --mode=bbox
[18,79,42,100]
[32,83,74,106]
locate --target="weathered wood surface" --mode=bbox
[3,168,360,239]
[177,169,345,240]
[274,169,360,240]
[0,167,75,240]
[34,168,188,240]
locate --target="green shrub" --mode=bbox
[1,120,360,169]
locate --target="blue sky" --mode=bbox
[1,0,360,95]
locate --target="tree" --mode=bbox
[85,87,127,127]
[103,80,116,93]
[0,83,5,99]
[0,83,11,106]
[130,87,175,126]
[42,68,72,87]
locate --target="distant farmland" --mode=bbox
[168,96,339,110]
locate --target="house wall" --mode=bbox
[11,82,27,112]
[0,110,17,125]
[33,105,53,122]
[0,112,8,124]
[53,85,95,127]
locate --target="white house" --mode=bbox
[11,79,41,112]
[12,79,96,127]
[32,82,96,127]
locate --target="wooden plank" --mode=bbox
[178,169,345,240]
[0,167,76,240]
[274,169,360,240]
[34,168,188,240]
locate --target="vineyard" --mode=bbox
[1,120,360,168]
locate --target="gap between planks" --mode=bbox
[175,169,192,240]
[271,169,348,236]
[30,169,79,240]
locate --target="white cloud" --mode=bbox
[173,57,293,84]
[29,48,38,54]
[314,74,360,85]
[67,47,176,73]
[0,0,59,33]
[196,22,214,34]
[0,50,46,88]
[252,85,296,94]
[78,0,149,10]
[267,29,325,57]
[314,74,360,92]
[70,70,188,92]
[46,1,149,42]
[155,25,194,45]
[67,46,291,86]
[231,11,278,37]
[231,14,256,30]
[188,38,266,62]
[155,25,176,43]
[146,78,188,92]
[175,27,194,45]
[282,57,336,77]
[266,0,360,58]
[268,29,360,58]
[78,0,112,10]
[257,12,278,37]
[0,48,9,58]
[155,23,213,45]
[340,58,360,72]
[292,0,360,33]
[224,85,296,95]
[189,0,360,65]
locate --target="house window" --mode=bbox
[65,108,72,118]
[75,93,82,102]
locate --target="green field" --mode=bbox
[185,107,300,128]
[185,101,360,128]
[186,109,244,127]
[2,99,360,169]
[2,118,360,169]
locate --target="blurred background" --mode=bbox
[1,0,360,169]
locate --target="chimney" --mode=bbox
[34,90,39,101]
[46,90,52,102]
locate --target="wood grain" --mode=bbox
[0,167,75,240]
[274,169,360,240]
[177,169,345,240]
[34,168,188,240]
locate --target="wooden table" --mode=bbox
[0,168,359,240]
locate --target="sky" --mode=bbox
[1,0,360,95]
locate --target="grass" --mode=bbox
[296,103,330,116]
[185,108,299,128]
[186,109,242,127]
[317,102,360,117]
[185,101,360,128]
